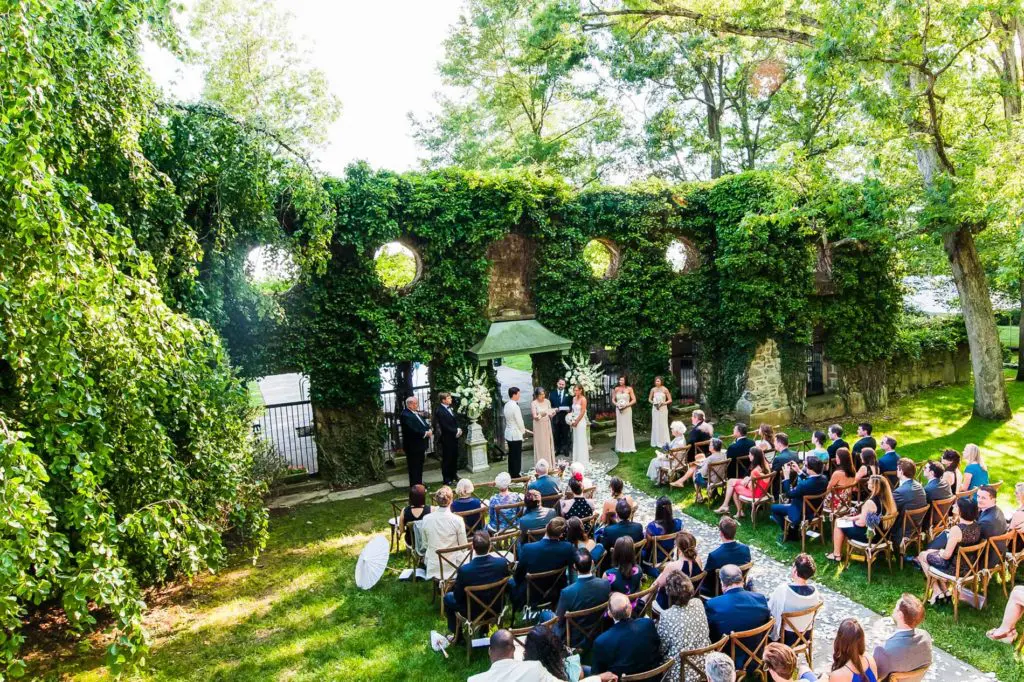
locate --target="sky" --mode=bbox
[143,0,465,176]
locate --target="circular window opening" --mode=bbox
[666,239,700,274]
[374,241,421,290]
[583,239,620,279]
[245,245,298,291]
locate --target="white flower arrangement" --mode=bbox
[561,352,605,396]
[615,393,629,409]
[450,363,493,421]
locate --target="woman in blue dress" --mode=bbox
[644,496,682,564]
[825,619,878,682]
[961,443,989,494]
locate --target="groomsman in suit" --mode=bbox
[400,396,432,487]
[705,565,771,672]
[826,424,849,459]
[434,392,462,485]
[701,516,751,597]
[549,378,573,457]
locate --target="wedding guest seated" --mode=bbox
[715,447,771,519]
[528,459,562,497]
[550,549,610,646]
[700,517,750,597]
[519,489,557,537]
[771,457,828,542]
[486,472,523,533]
[923,461,953,503]
[987,585,1024,645]
[595,498,643,566]
[855,448,880,483]
[768,554,822,646]
[1009,483,1024,532]
[755,423,776,453]
[918,497,981,605]
[726,423,756,477]
[852,422,877,460]
[644,496,682,563]
[399,483,431,548]
[705,653,736,682]
[977,484,1008,566]
[591,593,661,677]
[941,448,963,495]
[599,476,635,525]
[826,448,858,512]
[468,629,616,682]
[524,624,590,682]
[961,443,990,493]
[824,619,878,682]
[647,421,687,483]
[570,461,594,492]
[765,643,817,682]
[421,486,468,580]
[873,594,933,679]
[657,572,710,682]
[443,531,510,633]
[877,436,899,473]
[451,478,484,530]
[512,517,574,609]
[705,564,771,672]
[556,475,595,524]
[827,424,849,459]
[891,459,927,545]
[770,433,798,483]
[654,531,703,584]
[808,430,829,463]
[681,437,728,501]
[687,409,715,453]
[828,475,896,562]
[565,516,597,558]
[603,536,642,595]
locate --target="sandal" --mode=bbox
[713,507,729,514]
[987,629,1017,644]
[825,553,841,562]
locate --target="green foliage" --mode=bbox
[892,315,970,361]
[582,239,614,277]
[374,247,418,289]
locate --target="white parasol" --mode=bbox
[355,535,390,589]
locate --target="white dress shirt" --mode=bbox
[504,399,526,442]
[468,658,603,682]
[420,506,467,580]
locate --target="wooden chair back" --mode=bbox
[490,501,525,533]
[802,491,828,520]
[679,636,728,681]
[716,562,753,596]
[463,576,510,633]
[619,658,675,681]
[888,664,930,682]
[872,511,899,546]
[780,602,822,660]
[883,471,899,490]
[525,566,567,609]
[986,531,1016,574]
[436,541,472,586]
[928,497,956,538]
[827,481,859,516]
[651,532,680,567]
[956,486,979,501]
[626,585,657,619]
[705,460,731,496]
[541,493,562,508]
[582,485,597,498]
[953,540,988,580]
[564,599,609,651]
[510,615,556,649]
[726,617,774,676]
[1008,529,1024,565]
[688,570,707,597]
[900,505,929,543]
[523,527,547,544]
[578,512,599,534]
[454,506,485,534]
[691,438,712,459]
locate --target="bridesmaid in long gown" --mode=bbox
[570,384,590,464]
[649,376,672,447]
[531,387,555,464]
[612,376,636,453]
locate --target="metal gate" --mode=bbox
[670,336,698,400]
[380,363,434,462]
[253,400,318,474]
[807,342,825,396]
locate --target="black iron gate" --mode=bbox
[380,362,434,462]
[254,400,319,474]
[670,335,698,400]
[807,342,825,396]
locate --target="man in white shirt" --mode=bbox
[503,386,530,477]
[468,629,615,682]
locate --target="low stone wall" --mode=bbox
[887,344,971,396]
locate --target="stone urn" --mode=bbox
[466,413,489,473]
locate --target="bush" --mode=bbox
[892,315,968,361]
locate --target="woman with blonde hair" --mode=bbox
[647,420,687,483]
[961,443,989,492]
[450,478,483,530]
[827,475,896,562]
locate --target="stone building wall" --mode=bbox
[734,339,793,425]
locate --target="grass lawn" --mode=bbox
[1000,325,1019,350]
[614,374,1024,682]
[29,376,1024,682]
[501,354,532,373]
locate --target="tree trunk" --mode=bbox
[1017,276,1024,380]
[702,62,723,179]
[942,226,1012,418]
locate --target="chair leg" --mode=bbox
[952,582,960,622]
[866,553,872,584]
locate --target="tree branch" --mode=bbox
[581,8,816,45]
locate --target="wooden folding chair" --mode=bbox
[927,497,955,541]
[955,486,979,502]
[983,531,1016,599]
[582,485,597,498]
[523,527,547,544]
[844,511,897,583]
[509,615,557,649]
[455,576,510,660]
[699,459,730,504]
[490,501,525,533]
[564,599,609,652]
[888,664,930,682]
[540,493,562,508]
[737,471,777,529]
[435,541,472,614]
[898,506,929,569]
[727,617,774,681]
[524,566,568,613]
[823,481,859,533]
[619,658,675,681]
[454,506,485,534]
[662,444,692,485]
[783,491,828,553]
[780,602,822,668]
[651,532,680,568]
[679,636,728,681]
[578,512,598,535]
[626,585,657,619]
[883,471,899,491]
[388,498,406,553]
[708,562,754,599]
[922,540,986,622]
[688,570,707,599]
[1006,530,1024,579]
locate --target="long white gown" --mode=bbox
[613,389,636,453]
[650,390,670,447]
[571,401,589,464]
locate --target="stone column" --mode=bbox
[466,420,489,472]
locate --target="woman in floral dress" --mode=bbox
[657,571,711,682]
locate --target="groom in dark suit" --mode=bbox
[549,378,572,457]
[400,396,432,487]
[434,392,461,485]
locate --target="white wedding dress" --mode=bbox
[570,402,589,464]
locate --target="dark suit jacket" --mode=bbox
[399,408,430,456]
[980,505,1009,566]
[599,520,644,551]
[554,574,611,644]
[701,541,751,596]
[781,474,828,523]
[873,629,933,680]
[827,438,849,458]
[433,404,459,443]
[528,475,561,498]
[727,437,755,476]
[705,588,771,669]
[452,555,510,608]
[852,436,877,456]
[770,448,798,472]
[687,421,714,456]
[550,389,573,411]
[925,478,953,502]
[518,507,556,535]
[878,450,900,473]
[591,618,661,676]
[514,537,575,584]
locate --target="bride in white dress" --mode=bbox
[570,384,589,464]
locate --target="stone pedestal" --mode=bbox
[467,420,489,473]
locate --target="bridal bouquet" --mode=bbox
[615,394,629,409]
[561,352,605,395]
[450,363,492,421]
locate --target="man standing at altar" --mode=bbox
[400,395,432,487]
[434,392,462,485]
[550,378,572,457]
[504,387,531,476]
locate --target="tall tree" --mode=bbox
[586,0,1016,419]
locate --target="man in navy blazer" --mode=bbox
[701,516,751,596]
[826,424,848,459]
[444,531,510,632]
[527,459,561,498]
[705,564,771,672]
[598,499,644,552]
[518,490,556,536]
[771,457,828,540]
[591,593,661,676]
[512,517,574,609]
[878,436,900,473]
[551,550,611,648]
[852,422,877,459]
[726,423,755,477]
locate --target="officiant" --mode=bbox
[433,392,462,485]
[400,395,432,487]
[549,378,573,457]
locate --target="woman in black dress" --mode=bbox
[557,475,595,527]
[918,496,982,604]
[399,484,431,547]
